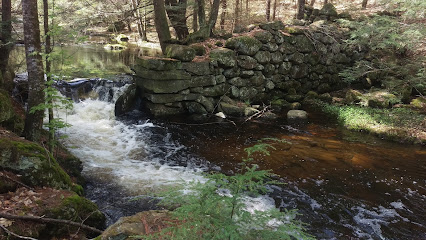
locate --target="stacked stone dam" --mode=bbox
[133,20,362,117]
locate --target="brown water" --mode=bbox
[164,112,426,239]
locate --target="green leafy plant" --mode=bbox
[30,79,73,151]
[141,139,312,240]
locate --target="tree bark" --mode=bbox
[0,0,13,91]
[165,0,189,40]
[208,0,220,31]
[234,0,240,29]
[153,0,171,53]
[272,0,277,20]
[266,0,271,21]
[132,0,147,41]
[220,0,226,30]
[197,0,206,27]
[362,0,368,9]
[296,0,305,20]
[324,0,328,5]
[310,0,315,6]
[193,0,198,31]
[22,0,45,142]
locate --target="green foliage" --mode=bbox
[30,79,73,148]
[380,0,426,19]
[142,139,312,240]
[338,14,425,91]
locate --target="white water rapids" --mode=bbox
[58,85,206,195]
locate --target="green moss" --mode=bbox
[0,138,73,189]
[43,194,106,237]
[0,89,13,123]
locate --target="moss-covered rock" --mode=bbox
[165,44,196,62]
[209,48,237,67]
[134,57,182,71]
[320,3,338,18]
[253,30,274,43]
[43,194,106,237]
[410,97,426,109]
[99,210,171,240]
[225,36,262,56]
[259,21,285,31]
[0,137,73,189]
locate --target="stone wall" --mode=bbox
[132,20,362,117]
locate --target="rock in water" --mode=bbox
[287,110,308,120]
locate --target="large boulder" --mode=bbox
[115,84,139,116]
[165,44,196,62]
[287,110,308,120]
[225,36,262,56]
[320,3,338,18]
[99,210,172,240]
[0,135,74,190]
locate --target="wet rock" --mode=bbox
[115,84,139,116]
[185,102,208,114]
[146,102,185,117]
[287,110,308,120]
[165,44,196,62]
[225,36,262,56]
[209,48,237,67]
[219,102,247,116]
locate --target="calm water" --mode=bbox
[9,44,159,79]
[48,46,425,239]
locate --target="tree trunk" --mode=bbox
[131,0,146,41]
[0,0,13,91]
[234,0,240,29]
[165,0,189,40]
[193,0,198,31]
[43,0,55,152]
[266,0,271,21]
[296,0,305,20]
[220,0,226,30]
[310,0,315,6]
[324,0,328,5]
[208,0,220,31]
[22,0,45,142]
[197,0,206,27]
[272,0,277,20]
[362,0,368,9]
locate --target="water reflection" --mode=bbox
[8,44,159,79]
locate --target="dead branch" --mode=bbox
[0,172,34,190]
[0,223,38,240]
[0,212,103,235]
[245,105,270,122]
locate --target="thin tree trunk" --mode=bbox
[296,0,305,20]
[245,0,248,14]
[310,0,315,6]
[43,0,55,152]
[0,0,13,91]
[193,0,198,31]
[22,0,45,142]
[153,0,172,53]
[132,0,147,41]
[266,0,271,21]
[220,0,227,30]
[272,0,277,20]
[362,0,368,9]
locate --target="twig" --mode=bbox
[41,142,52,167]
[0,223,38,240]
[244,105,270,122]
[0,212,103,234]
[0,172,34,190]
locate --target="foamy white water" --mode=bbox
[58,85,206,194]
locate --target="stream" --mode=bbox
[14,45,424,239]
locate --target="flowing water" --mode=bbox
[41,45,425,239]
